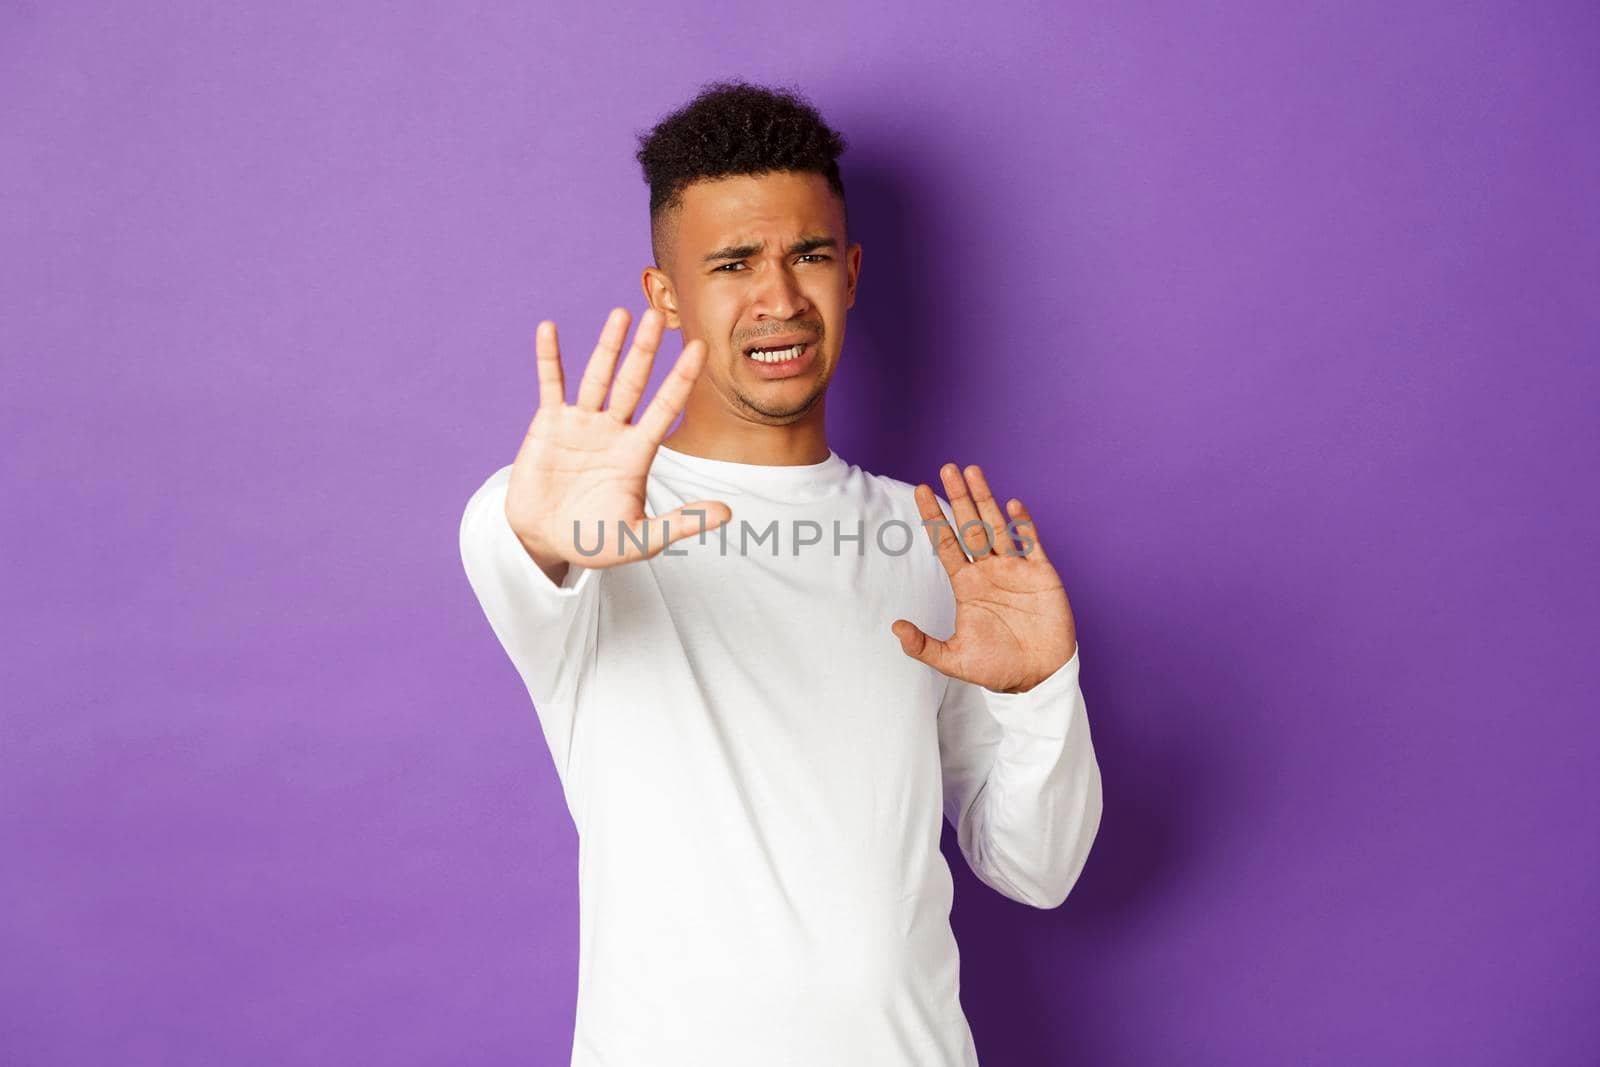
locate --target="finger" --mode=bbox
[535,320,565,410]
[606,308,664,423]
[635,338,708,443]
[891,619,958,676]
[576,307,630,411]
[1006,497,1050,564]
[964,464,1021,557]
[617,500,732,562]
[939,462,992,558]
[914,483,968,578]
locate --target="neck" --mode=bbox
[662,409,831,467]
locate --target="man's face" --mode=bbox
[644,171,860,424]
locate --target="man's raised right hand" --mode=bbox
[505,306,733,584]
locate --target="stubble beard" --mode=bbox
[733,365,832,422]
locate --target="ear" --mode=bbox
[641,267,682,329]
[845,242,862,310]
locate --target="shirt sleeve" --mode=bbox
[936,645,1104,909]
[458,465,603,783]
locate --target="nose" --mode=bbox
[750,261,811,321]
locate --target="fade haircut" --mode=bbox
[634,79,849,270]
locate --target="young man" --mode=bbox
[459,79,1102,1067]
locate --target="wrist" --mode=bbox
[506,513,570,585]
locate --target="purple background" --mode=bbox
[3,2,1596,1064]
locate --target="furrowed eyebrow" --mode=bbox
[702,235,838,264]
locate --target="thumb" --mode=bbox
[657,500,733,545]
[621,501,732,560]
[891,619,956,675]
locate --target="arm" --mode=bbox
[458,306,732,778]
[937,648,1103,908]
[892,463,1102,908]
[459,465,603,781]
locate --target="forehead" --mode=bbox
[675,171,844,248]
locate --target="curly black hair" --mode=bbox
[634,78,849,269]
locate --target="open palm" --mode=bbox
[506,306,732,570]
[891,463,1078,694]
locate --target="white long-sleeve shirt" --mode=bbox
[457,444,1103,1067]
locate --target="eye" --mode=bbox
[797,253,831,263]
[713,262,746,272]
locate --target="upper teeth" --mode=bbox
[748,344,803,363]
